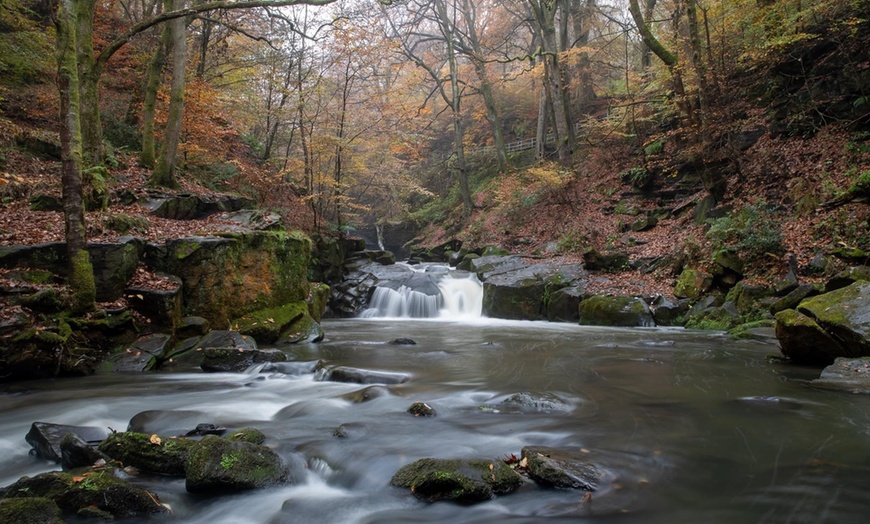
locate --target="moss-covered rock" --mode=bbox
[774,309,843,366]
[793,281,870,359]
[578,295,654,327]
[390,457,522,503]
[228,428,266,445]
[98,431,196,476]
[145,231,311,326]
[674,268,713,300]
[1,470,168,519]
[184,434,289,493]
[307,282,330,322]
[810,357,870,394]
[0,497,63,524]
[233,302,307,344]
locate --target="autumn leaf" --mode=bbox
[149,434,162,445]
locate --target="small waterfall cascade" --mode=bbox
[361,265,483,319]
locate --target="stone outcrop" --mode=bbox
[775,281,870,366]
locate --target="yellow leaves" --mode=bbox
[149,434,162,446]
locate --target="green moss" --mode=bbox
[68,249,96,314]
[232,302,307,344]
[0,497,63,524]
[98,432,195,476]
[220,452,240,470]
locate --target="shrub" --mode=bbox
[706,202,784,262]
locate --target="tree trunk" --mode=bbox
[151,0,187,188]
[686,0,709,126]
[141,19,171,168]
[195,17,211,79]
[76,0,103,166]
[639,0,657,70]
[57,0,96,314]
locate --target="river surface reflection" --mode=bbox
[2,318,870,523]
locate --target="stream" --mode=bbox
[3,296,870,522]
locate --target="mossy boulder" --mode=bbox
[774,309,844,366]
[390,457,523,503]
[144,232,311,326]
[184,434,290,493]
[578,295,654,327]
[0,497,63,524]
[228,428,266,445]
[1,470,168,519]
[98,431,196,476]
[276,311,324,344]
[233,302,308,344]
[307,282,330,322]
[674,268,713,300]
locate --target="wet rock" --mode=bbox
[201,348,287,373]
[390,457,522,503]
[482,262,586,321]
[1,470,168,519]
[0,497,63,524]
[480,392,572,414]
[810,358,870,394]
[825,266,870,292]
[651,296,689,326]
[110,333,172,372]
[184,423,227,437]
[276,311,324,344]
[25,422,108,463]
[318,365,409,385]
[407,401,436,417]
[221,209,284,231]
[98,431,196,476]
[389,337,417,345]
[775,281,870,366]
[227,428,266,445]
[59,433,110,471]
[127,409,208,436]
[582,248,629,272]
[260,360,321,376]
[341,385,392,403]
[546,286,586,323]
[521,446,602,490]
[184,434,289,493]
[578,295,654,327]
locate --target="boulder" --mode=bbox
[489,392,572,413]
[221,209,284,231]
[674,268,713,300]
[482,262,586,321]
[582,248,629,272]
[521,446,603,490]
[1,470,168,519]
[810,357,870,394]
[233,302,308,344]
[98,431,196,476]
[341,385,392,403]
[546,286,586,323]
[144,191,255,220]
[307,282,330,322]
[25,422,108,463]
[276,311,324,344]
[59,433,110,471]
[390,457,523,503]
[177,316,211,338]
[200,348,288,373]
[769,283,824,315]
[825,267,870,292]
[578,295,654,327]
[184,434,289,493]
[317,365,409,385]
[127,409,209,436]
[775,281,870,365]
[651,296,689,326]
[144,232,311,326]
[389,337,417,345]
[110,334,172,372]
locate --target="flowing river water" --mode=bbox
[2,274,870,523]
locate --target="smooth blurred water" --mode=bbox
[2,318,870,523]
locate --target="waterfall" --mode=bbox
[361,268,483,319]
[375,224,385,251]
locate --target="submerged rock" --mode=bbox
[318,365,409,385]
[341,385,392,403]
[59,433,110,471]
[407,401,437,417]
[521,446,602,491]
[184,434,289,493]
[390,457,523,503]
